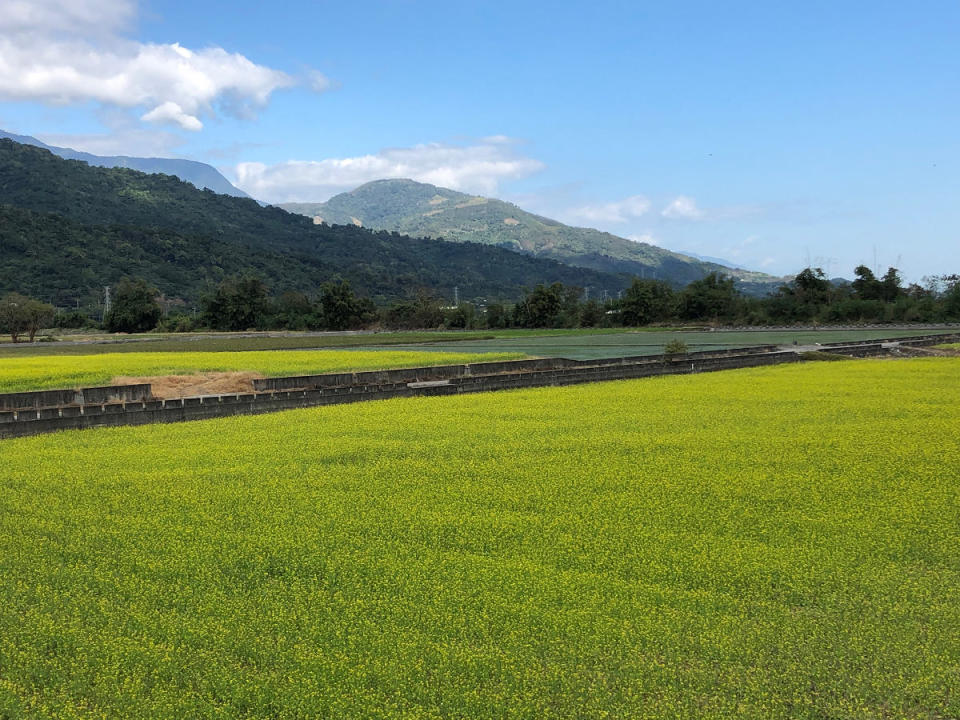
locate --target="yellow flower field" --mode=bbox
[0,358,958,718]
[0,349,526,393]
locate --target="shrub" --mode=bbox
[664,339,689,355]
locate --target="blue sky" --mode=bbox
[1,0,957,280]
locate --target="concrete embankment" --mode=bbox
[1,334,957,440]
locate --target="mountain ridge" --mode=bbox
[0,139,631,307]
[280,179,782,293]
[0,129,250,199]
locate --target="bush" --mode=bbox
[157,313,198,333]
[55,310,93,329]
[105,278,162,333]
[664,339,689,355]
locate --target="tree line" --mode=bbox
[3,266,959,341]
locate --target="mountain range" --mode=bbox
[0,129,249,199]
[280,180,781,292]
[0,139,631,308]
[2,129,781,293]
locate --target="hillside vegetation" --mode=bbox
[281,179,781,292]
[0,129,250,198]
[1,359,958,717]
[0,140,630,306]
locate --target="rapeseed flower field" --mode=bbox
[0,358,958,718]
[0,349,525,393]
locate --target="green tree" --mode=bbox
[768,267,831,322]
[0,292,55,342]
[318,280,376,330]
[444,303,477,329]
[579,299,605,327]
[852,265,882,301]
[880,267,904,303]
[620,278,675,326]
[514,283,565,328]
[273,291,316,330]
[678,273,739,321]
[484,303,511,329]
[942,275,960,319]
[202,275,270,331]
[104,278,162,333]
[384,289,444,329]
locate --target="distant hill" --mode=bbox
[0,129,250,199]
[280,179,781,292]
[0,139,631,307]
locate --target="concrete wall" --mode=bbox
[0,384,152,411]
[2,333,957,440]
[822,333,960,349]
[1,350,800,440]
[252,345,781,392]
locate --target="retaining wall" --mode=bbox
[252,345,781,392]
[1,350,798,439]
[0,384,152,411]
[3,333,958,440]
[821,333,960,349]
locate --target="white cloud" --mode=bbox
[0,0,134,36]
[661,195,703,219]
[480,134,515,145]
[141,101,203,131]
[307,70,332,93]
[234,139,545,203]
[567,195,651,224]
[0,0,325,132]
[627,233,659,246]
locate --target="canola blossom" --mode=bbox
[0,358,958,718]
[0,349,526,393]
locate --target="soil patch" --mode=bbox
[113,371,265,399]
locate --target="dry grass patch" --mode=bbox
[113,371,264,399]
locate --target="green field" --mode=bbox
[1,358,958,718]
[0,331,500,357]
[3,327,957,360]
[0,349,525,393]
[377,327,960,360]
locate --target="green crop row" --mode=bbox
[1,358,958,718]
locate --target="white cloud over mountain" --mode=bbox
[566,195,652,224]
[0,0,320,132]
[235,140,545,202]
[661,195,703,219]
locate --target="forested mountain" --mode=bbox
[0,139,630,306]
[0,130,250,198]
[281,179,781,292]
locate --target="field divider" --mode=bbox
[1,334,958,440]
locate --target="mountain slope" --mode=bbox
[0,129,250,199]
[0,139,631,306]
[280,179,781,291]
